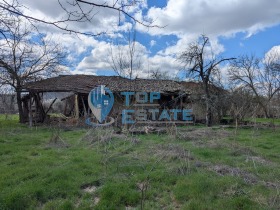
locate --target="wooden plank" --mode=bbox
[75,94,79,119]
[45,98,57,115]
[29,96,33,127]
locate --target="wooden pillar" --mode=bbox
[22,96,29,123]
[75,94,79,119]
[81,96,87,117]
[29,94,33,127]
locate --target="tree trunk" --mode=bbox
[203,81,212,127]
[258,101,269,118]
[16,90,25,123]
[206,101,212,127]
[34,93,46,122]
[263,108,269,118]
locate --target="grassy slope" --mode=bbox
[0,116,279,209]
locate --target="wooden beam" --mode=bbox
[29,95,33,127]
[45,98,57,115]
[75,94,79,119]
[81,96,87,117]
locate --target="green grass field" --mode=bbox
[0,115,279,209]
[223,116,280,125]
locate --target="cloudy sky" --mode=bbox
[18,0,280,79]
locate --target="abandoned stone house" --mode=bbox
[21,75,224,125]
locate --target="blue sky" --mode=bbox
[219,25,280,58]
[18,0,280,80]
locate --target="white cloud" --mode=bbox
[150,40,156,47]
[9,0,280,80]
[265,45,280,57]
[18,0,137,35]
[264,45,280,64]
[72,38,183,79]
[155,34,225,63]
[71,69,97,75]
[147,54,181,75]
[75,41,111,71]
[139,0,280,37]
[74,40,147,75]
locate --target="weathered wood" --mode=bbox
[81,96,87,117]
[45,98,57,115]
[29,95,33,127]
[61,94,75,101]
[75,94,79,119]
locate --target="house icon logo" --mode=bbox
[86,85,115,126]
[86,85,193,126]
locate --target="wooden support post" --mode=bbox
[75,94,79,119]
[81,96,87,117]
[29,95,33,127]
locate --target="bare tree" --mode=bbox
[149,68,180,81]
[228,86,255,125]
[178,35,235,126]
[150,68,166,80]
[263,52,280,116]
[0,17,65,123]
[229,54,280,118]
[110,30,143,79]
[0,0,160,36]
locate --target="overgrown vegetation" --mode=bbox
[0,116,279,209]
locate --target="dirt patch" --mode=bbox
[82,185,97,193]
[221,183,248,197]
[112,133,128,140]
[177,128,231,142]
[128,126,167,135]
[152,144,194,161]
[94,197,100,205]
[81,183,100,206]
[209,164,280,189]
[192,138,229,149]
[208,164,258,184]
[230,146,257,156]
[185,128,232,149]
[245,156,276,166]
[263,181,280,189]
[113,133,141,144]
[81,182,101,193]
[80,128,114,144]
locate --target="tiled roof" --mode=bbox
[23,75,185,93]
